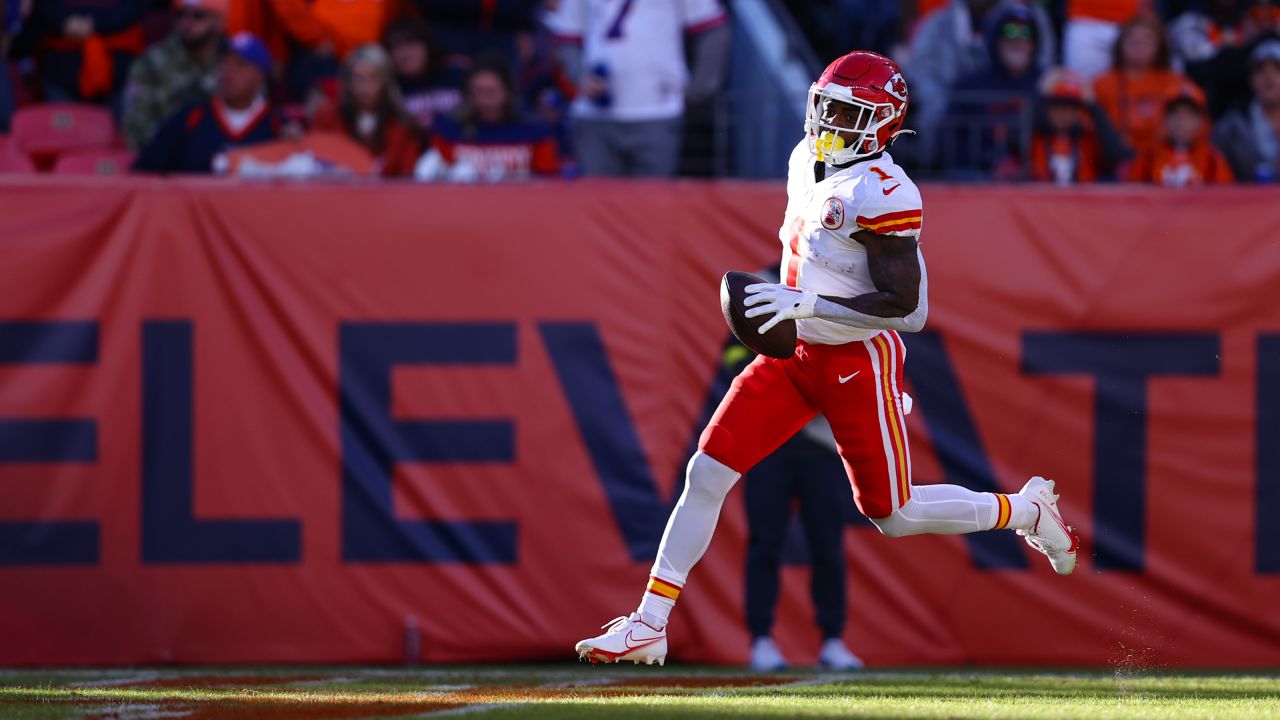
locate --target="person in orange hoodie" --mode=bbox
[309,43,421,177]
[1130,81,1234,187]
[1093,11,1189,153]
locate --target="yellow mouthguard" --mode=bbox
[815,132,845,162]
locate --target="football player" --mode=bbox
[576,51,1078,666]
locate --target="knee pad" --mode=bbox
[683,451,740,504]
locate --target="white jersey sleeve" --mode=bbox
[679,0,727,32]
[848,164,923,240]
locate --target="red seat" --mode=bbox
[10,103,115,160]
[54,149,136,176]
[0,152,37,174]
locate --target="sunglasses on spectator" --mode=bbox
[1001,23,1033,41]
[176,8,211,20]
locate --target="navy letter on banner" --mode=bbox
[1023,332,1219,572]
[340,322,517,563]
[141,321,301,563]
[0,321,99,565]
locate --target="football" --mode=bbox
[720,271,798,360]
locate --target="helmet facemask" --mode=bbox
[804,84,899,165]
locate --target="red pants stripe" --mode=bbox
[699,331,912,520]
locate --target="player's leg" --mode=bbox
[637,354,818,627]
[576,354,818,663]
[820,332,1077,573]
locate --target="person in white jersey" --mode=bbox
[543,0,729,177]
[575,50,1079,666]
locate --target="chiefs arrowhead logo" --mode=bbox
[821,197,845,230]
[884,72,908,102]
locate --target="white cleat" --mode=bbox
[748,637,789,672]
[575,613,667,666]
[818,638,864,671]
[1017,476,1079,575]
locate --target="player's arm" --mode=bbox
[812,230,928,332]
[743,230,928,334]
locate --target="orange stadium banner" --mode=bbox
[0,177,1278,667]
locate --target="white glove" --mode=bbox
[743,283,818,334]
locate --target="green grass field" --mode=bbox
[2,666,1278,719]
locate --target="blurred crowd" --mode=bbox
[0,0,729,179]
[791,0,1280,184]
[0,0,1277,185]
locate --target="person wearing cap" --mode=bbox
[1213,37,1280,182]
[1028,68,1128,183]
[121,0,228,150]
[1129,81,1234,186]
[134,32,282,173]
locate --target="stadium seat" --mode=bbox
[54,149,136,176]
[0,152,37,174]
[9,103,115,161]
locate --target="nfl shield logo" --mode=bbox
[821,197,845,230]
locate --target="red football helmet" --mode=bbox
[805,51,911,164]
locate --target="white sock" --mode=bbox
[872,484,1032,536]
[635,452,740,629]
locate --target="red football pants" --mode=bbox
[699,331,912,520]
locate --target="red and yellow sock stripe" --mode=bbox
[992,493,1012,530]
[646,576,681,601]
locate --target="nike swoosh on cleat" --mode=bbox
[624,631,662,650]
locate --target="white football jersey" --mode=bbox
[544,0,727,122]
[780,139,924,345]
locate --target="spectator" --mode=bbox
[134,32,281,174]
[545,0,730,178]
[414,53,558,182]
[29,0,148,109]
[945,5,1046,179]
[1214,37,1280,182]
[1130,81,1234,185]
[1093,11,1188,153]
[383,18,463,134]
[121,0,226,151]
[310,44,421,177]
[1062,0,1143,82]
[270,0,391,98]
[1030,69,1110,183]
[906,0,1056,167]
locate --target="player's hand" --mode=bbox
[743,283,818,334]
